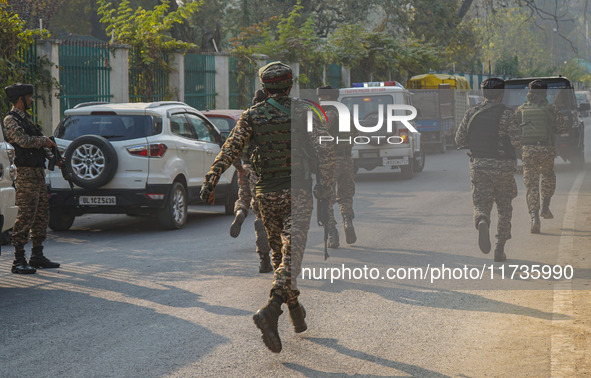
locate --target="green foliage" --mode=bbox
[495,51,521,77]
[0,1,55,117]
[97,0,200,101]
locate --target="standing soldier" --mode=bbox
[455,78,521,262]
[316,85,357,248]
[229,89,272,273]
[200,62,334,353]
[3,83,60,274]
[515,80,567,233]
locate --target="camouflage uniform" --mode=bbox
[3,108,50,251]
[515,93,567,213]
[455,99,521,243]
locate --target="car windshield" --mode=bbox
[340,95,394,119]
[55,115,162,141]
[503,81,576,110]
[206,116,236,133]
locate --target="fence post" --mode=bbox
[110,45,129,103]
[214,54,229,109]
[289,62,300,98]
[35,40,60,134]
[341,67,351,88]
[168,52,185,102]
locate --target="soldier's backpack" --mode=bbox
[519,102,555,145]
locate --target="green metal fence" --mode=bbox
[129,50,169,103]
[326,64,342,88]
[59,39,111,117]
[229,57,257,109]
[184,54,216,110]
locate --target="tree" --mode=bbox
[6,0,65,30]
[97,0,199,101]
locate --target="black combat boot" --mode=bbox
[230,209,247,238]
[11,250,36,274]
[258,253,273,273]
[327,225,339,249]
[494,240,507,262]
[253,295,284,353]
[288,302,307,333]
[540,197,553,219]
[530,210,541,234]
[343,216,357,244]
[28,246,60,269]
[477,218,491,254]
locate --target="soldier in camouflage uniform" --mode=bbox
[455,78,521,262]
[515,80,567,234]
[229,89,272,273]
[317,85,357,248]
[200,62,335,353]
[3,83,60,274]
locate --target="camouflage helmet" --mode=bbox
[481,77,504,99]
[5,83,34,102]
[529,79,547,92]
[259,61,293,89]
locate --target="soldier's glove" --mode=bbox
[200,181,215,204]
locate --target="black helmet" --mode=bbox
[316,85,339,100]
[529,79,547,91]
[5,83,34,102]
[259,61,293,89]
[481,78,504,99]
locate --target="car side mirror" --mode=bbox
[578,102,590,112]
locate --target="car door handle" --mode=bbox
[180,147,189,153]
[205,148,215,155]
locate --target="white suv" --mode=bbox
[0,128,18,242]
[47,101,238,231]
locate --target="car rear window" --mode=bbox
[54,115,162,141]
[504,81,576,110]
[206,116,236,133]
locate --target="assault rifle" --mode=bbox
[313,183,330,261]
[47,136,74,190]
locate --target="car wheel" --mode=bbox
[158,182,187,229]
[400,164,413,179]
[413,147,426,173]
[49,209,75,231]
[64,135,118,189]
[224,173,239,215]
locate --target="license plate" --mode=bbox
[79,196,116,205]
[382,157,409,166]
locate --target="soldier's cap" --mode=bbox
[5,83,34,101]
[529,79,548,91]
[259,61,293,89]
[317,85,339,100]
[481,78,505,90]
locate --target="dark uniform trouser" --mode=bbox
[521,145,556,212]
[234,164,268,252]
[12,167,49,250]
[471,166,517,242]
[327,155,355,227]
[256,188,313,306]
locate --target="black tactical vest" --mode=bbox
[7,111,46,168]
[467,104,516,160]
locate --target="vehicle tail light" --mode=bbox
[126,143,167,158]
[146,193,164,200]
[399,128,410,144]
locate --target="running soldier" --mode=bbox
[455,78,521,262]
[515,80,567,233]
[229,89,272,273]
[200,62,334,353]
[316,85,357,248]
[3,83,60,273]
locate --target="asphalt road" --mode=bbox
[1,122,590,377]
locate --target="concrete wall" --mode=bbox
[35,40,60,134]
[214,55,230,109]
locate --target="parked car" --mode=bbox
[47,101,238,231]
[575,90,591,117]
[201,109,244,137]
[0,126,18,246]
[503,77,588,168]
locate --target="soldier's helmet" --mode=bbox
[481,77,504,99]
[259,61,292,89]
[529,79,547,92]
[4,83,34,102]
[317,85,339,100]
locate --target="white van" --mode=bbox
[338,82,425,179]
[0,127,18,243]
